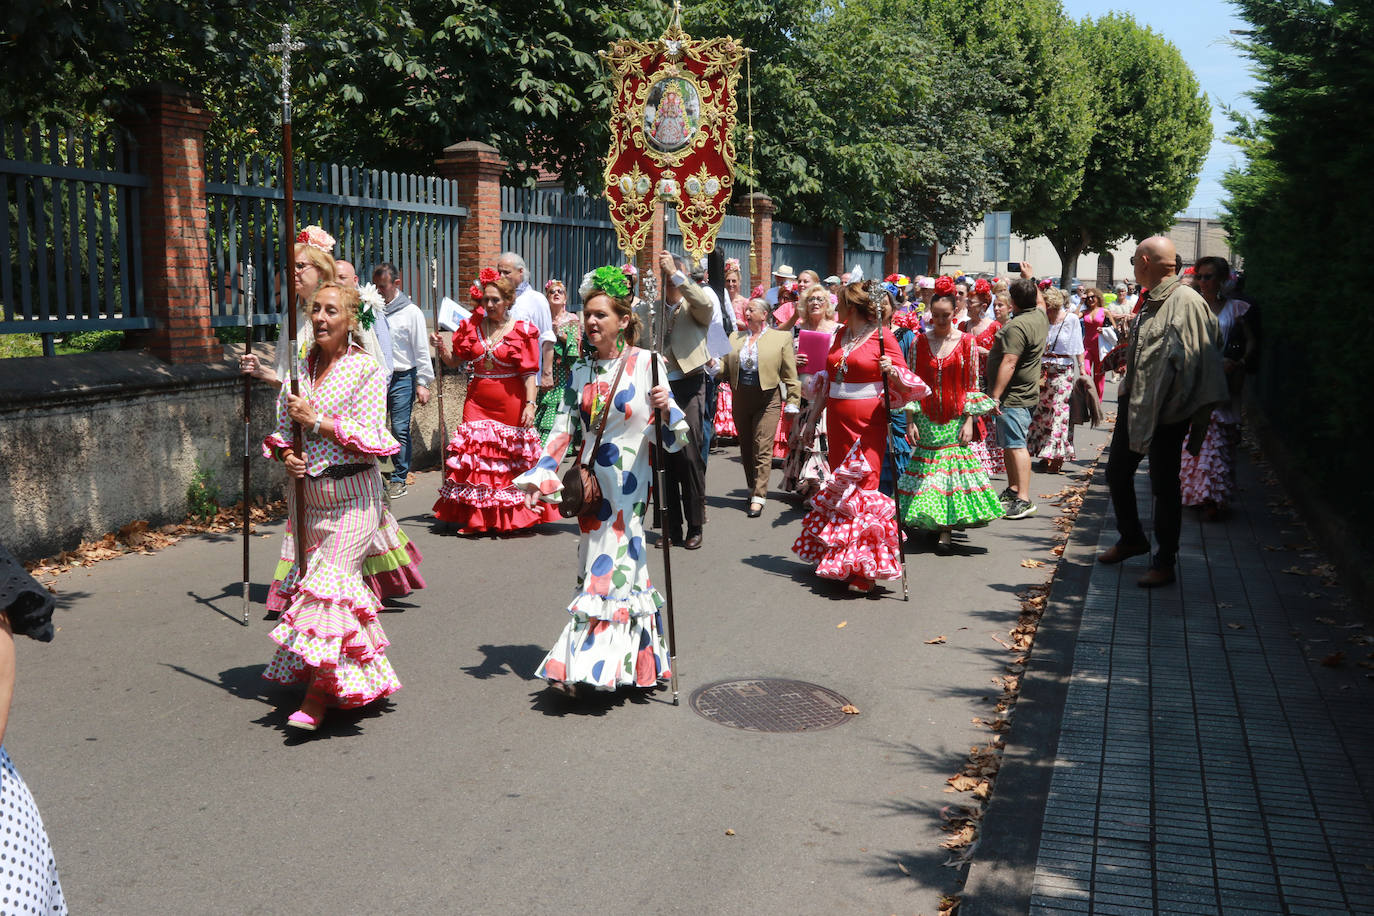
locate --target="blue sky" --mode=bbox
[1059,0,1258,216]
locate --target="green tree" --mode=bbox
[1221,0,1374,521]
[1039,13,1211,284]
[917,0,1094,242]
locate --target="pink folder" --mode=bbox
[797,329,832,373]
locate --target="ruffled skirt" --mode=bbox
[1181,412,1240,508]
[1028,364,1076,461]
[897,415,1005,530]
[433,417,559,531]
[792,445,903,583]
[262,471,401,707]
[537,588,673,690]
[267,490,424,615]
[714,382,738,438]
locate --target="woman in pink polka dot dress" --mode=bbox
[261,282,406,731]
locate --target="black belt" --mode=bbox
[317,463,372,479]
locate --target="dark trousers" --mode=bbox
[733,383,782,501]
[1106,400,1190,567]
[664,372,707,538]
[700,371,719,467]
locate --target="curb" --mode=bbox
[956,448,1115,916]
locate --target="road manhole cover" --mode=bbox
[689,678,854,732]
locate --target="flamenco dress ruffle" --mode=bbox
[266,508,424,615]
[433,418,559,531]
[714,382,738,438]
[1180,411,1240,508]
[792,444,904,583]
[535,587,673,691]
[897,395,1004,530]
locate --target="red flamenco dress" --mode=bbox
[433,317,560,532]
[792,327,928,591]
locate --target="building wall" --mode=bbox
[0,349,460,561]
[937,216,1239,287]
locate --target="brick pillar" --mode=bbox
[828,226,845,277]
[884,234,900,277]
[735,193,774,291]
[120,84,219,364]
[436,140,507,287]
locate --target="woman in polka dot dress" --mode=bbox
[261,283,406,731]
[896,291,1004,554]
[0,548,67,914]
[515,269,690,695]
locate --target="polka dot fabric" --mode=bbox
[514,348,690,691]
[792,443,904,582]
[263,345,399,476]
[0,749,66,915]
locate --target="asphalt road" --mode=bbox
[13,416,1112,915]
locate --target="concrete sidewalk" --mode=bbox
[964,421,1374,914]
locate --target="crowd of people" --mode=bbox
[240,228,1253,717]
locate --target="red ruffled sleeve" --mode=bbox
[505,320,540,376]
[880,328,929,406]
[451,317,483,361]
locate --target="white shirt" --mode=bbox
[512,280,554,373]
[385,295,435,388]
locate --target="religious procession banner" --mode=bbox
[602,14,747,261]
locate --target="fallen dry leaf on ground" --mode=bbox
[724,828,735,836]
[841,704,860,715]
[1321,652,1346,668]
[837,621,847,629]
[1227,623,1246,630]
[1020,558,1046,568]
[925,635,947,645]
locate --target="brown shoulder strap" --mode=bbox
[584,352,629,468]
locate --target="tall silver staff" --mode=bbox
[642,250,680,706]
[871,280,909,601]
[431,257,447,446]
[269,23,308,577]
[241,255,256,625]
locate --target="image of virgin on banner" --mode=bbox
[644,78,701,152]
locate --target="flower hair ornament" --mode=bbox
[355,282,384,331]
[296,225,336,253]
[973,278,992,296]
[1038,278,1054,290]
[469,266,501,319]
[724,257,740,273]
[545,279,566,293]
[932,275,957,298]
[750,284,766,299]
[621,263,638,277]
[578,265,631,302]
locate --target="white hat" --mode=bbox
[773,264,796,280]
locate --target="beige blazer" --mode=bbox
[723,327,801,408]
[637,278,715,376]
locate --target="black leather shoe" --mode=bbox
[683,532,703,550]
[747,503,762,518]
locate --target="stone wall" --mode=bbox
[0,347,463,561]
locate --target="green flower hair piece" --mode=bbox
[580,265,631,301]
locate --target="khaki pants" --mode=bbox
[733,383,782,501]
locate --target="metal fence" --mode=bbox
[206,153,467,333]
[501,187,755,304]
[0,122,148,342]
[844,230,887,283]
[772,219,829,278]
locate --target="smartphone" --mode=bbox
[1006,262,1021,273]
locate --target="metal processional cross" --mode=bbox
[268,21,309,575]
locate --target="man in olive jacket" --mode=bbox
[640,250,715,549]
[1100,236,1229,587]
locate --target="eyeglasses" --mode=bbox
[1084,296,1099,303]
[293,261,315,271]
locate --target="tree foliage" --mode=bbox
[1221,0,1374,520]
[1038,13,1212,283]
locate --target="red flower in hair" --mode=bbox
[933,275,957,297]
[973,278,991,296]
[884,273,899,283]
[479,266,500,286]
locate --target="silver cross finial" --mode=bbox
[268,23,306,120]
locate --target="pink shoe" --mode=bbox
[286,709,322,731]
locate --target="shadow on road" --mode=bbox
[461,643,548,681]
[527,682,674,717]
[187,582,273,624]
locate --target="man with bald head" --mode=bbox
[1100,236,1228,587]
[336,259,394,374]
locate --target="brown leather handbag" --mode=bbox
[558,356,628,520]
